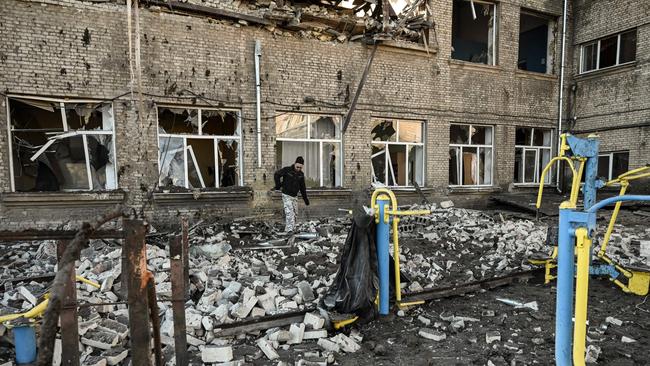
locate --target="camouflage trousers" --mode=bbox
[282,193,298,232]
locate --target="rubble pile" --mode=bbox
[2,203,649,364]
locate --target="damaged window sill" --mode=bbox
[154,188,253,205]
[515,70,557,81]
[448,186,502,194]
[1,191,126,208]
[379,41,437,56]
[448,59,503,74]
[270,188,352,200]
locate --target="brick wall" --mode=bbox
[0,0,564,229]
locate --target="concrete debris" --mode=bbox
[202,346,233,363]
[317,338,340,353]
[585,344,602,363]
[606,316,623,326]
[418,328,447,341]
[81,329,119,350]
[496,298,539,311]
[332,333,361,352]
[304,312,325,330]
[485,331,501,344]
[257,339,280,360]
[621,336,636,343]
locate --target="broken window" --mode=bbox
[581,29,637,73]
[518,11,555,74]
[8,97,117,192]
[451,0,497,65]
[514,127,552,184]
[371,119,425,187]
[275,114,342,188]
[157,106,242,189]
[449,124,493,186]
[598,151,630,181]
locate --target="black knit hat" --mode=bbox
[295,156,305,165]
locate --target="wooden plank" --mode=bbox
[0,230,124,242]
[214,307,314,337]
[342,43,378,132]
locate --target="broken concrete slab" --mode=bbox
[202,346,233,363]
[317,338,340,353]
[257,339,280,360]
[303,312,325,330]
[81,329,119,350]
[418,328,447,341]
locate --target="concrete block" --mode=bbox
[486,331,501,344]
[257,339,279,360]
[202,346,233,363]
[287,323,305,345]
[418,328,446,341]
[303,312,325,330]
[317,338,340,353]
[81,329,119,350]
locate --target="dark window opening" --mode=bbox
[599,35,617,69]
[451,0,496,65]
[158,108,199,134]
[518,12,551,73]
[619,30,637,64]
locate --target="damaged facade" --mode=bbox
[0,0,647,228]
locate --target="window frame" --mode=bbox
[579,29,637,74]
[513,127,554,186]
[6,95,119,192]
[449,123,494,187]
[275,113,343,188]
[451,0,498,66]
[598,151,630,181]
[517,10,556,74]
[370,119,426,188]
[156,105,244,189]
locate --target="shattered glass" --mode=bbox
[87,135,116,190]
[159,137,186,188]
[371,120,396,142]
[158,108,199,134]
[449,147,461,186]
[188,139,215,188]
[310,116,340,140]
[479,147,492,185]
[388,144,406,186]
[322,142,340,187]
[276,114,308,139]
[218,140,240,187]
[372,145,387,184]
[408,145,424,186]
[66,103,112,130]
[450,124,469,144]
[202,110,239,136]
[524,149,537,183]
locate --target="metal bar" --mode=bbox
[588,195,650,213]
[181,217,190,296]
[573,228,591,365]
[147,273,164,366]
[342,43,378,133]
[214,307,314,337]
[555,207,574,366]
[170,235,188,366]
[0,230,124,241]
[124,219,152,366]
[376,197,390,315]
[57,240,80,366]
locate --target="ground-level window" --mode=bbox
[451,0,497,65]
[7,96,117,192]
[514,127,552,184]
[598,151,629,181]
[581,29,636,73]
[371,119,425,187]
[449,124,493,186]
[157,106,242,189]
[518,10,555,74]
[275,114,342,188]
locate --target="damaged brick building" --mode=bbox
[0,0,648,229]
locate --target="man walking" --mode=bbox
[274,156,310,233]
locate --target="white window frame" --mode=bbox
[514,127,553,185]
[579,29,636,74]
[452,0,498,66]
[275,113,343,187]
[370,119,426,188]
[156,106,244,189]
[6,95,118,192]
[449,123,494,187]
[598,151,629,181]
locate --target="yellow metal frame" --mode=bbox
[370,188,430,309]
[573,228,591,366]
[0,275,100,324]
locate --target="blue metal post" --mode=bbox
[13,324,37,364]
[583,137,599,209]
[555,207,575,366]
[376,197,390,315]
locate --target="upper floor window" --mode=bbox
[598,151,629,181]
[8,97,117,192]
[449,124,493,186]
[371,119,425,187]
[581,29,636,73]
[452,0,497,65]
[518,11,555,74]
[514,127,553,184]
[157,106,242,189]
[275,114,342,188]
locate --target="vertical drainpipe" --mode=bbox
[255,40,262,168]
[556,0,569,191]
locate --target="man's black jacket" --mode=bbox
[274,165,309,205]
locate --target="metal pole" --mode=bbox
[124,219,152,366]
[254,40,262,168]
[181,217,190,296]
[555,206,575,366]
[170,235,188,366]
[582,138,600,209]
[573,228,591,365]
[555,0,569,190]
[57,240,80,366]
[376,197,390,315]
